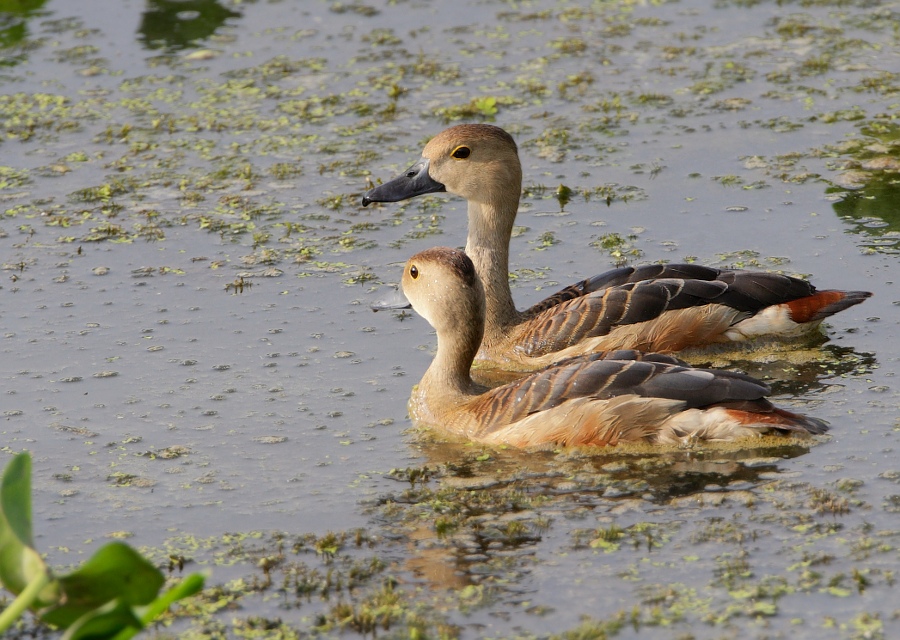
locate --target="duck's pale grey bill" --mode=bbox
[371,300,412,312]
[361,159,446,206]
[371,289,412,312]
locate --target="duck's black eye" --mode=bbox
[409,265,419,279]
[451,145,471,159]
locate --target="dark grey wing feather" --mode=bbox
[523,263,725,317]
[711,271,817,311]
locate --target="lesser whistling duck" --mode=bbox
[363,124,870,371]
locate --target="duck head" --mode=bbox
[401,246,485,338]
[362,124,522,209]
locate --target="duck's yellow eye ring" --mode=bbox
[409,265,419,279]
[451,145,471,159]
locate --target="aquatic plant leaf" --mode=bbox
[59,599,142,640]
[1,454,200,637]
[123,572,206,637]
[0,453,33,546]
[41,542,164,628]
[0,452,60,607]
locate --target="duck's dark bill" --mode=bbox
[362,159,446,206]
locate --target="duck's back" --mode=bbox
[441,355,827,448]
[498,265,871,366]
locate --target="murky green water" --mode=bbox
[1,0,898,637]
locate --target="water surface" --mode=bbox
[1,0,898,637]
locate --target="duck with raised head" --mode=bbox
[394,246,828,448]
[363,124,870,371]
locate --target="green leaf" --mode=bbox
[0,453,60,608]
[61,599,143,640]
[42,542,164,628]
[1,453,33,546]
[115,573,205,640]
[1,453,199,640]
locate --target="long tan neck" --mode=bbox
[414,306,482,434]
[464,199,520,336]
[421,311,482,394]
